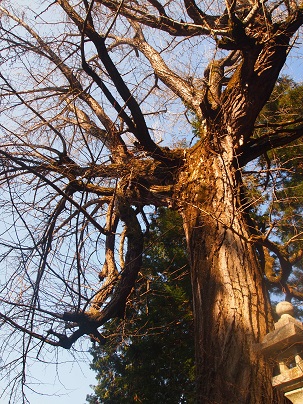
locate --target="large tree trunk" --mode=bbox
[175,138,285,403]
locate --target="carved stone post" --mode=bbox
[261,301,303,404]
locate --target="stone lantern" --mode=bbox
[261,301,303,404]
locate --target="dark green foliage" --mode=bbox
[87,208,195,404]
[259,78,303,246]
[250,77,303,299]
[258,76,303,124]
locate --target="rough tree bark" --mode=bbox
[169,26,297,401]
[176,142,275,402]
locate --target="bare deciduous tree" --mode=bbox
[1,0,303,402]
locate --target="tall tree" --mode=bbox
[87,79,303,403]
[1,1,303,403]
[87,208,194,403]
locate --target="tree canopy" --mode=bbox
[1,0,303,402]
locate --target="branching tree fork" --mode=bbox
[1,0,303,402]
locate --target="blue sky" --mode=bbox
[24,359,96,404]
[1,346,96,404]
